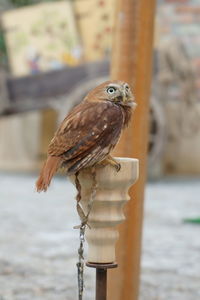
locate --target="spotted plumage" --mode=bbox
[36,80,136,192]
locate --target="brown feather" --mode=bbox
[122,106,132,128]
[36,156,61,192]
[36,80,135,192]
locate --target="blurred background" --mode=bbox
[0,0,200,299]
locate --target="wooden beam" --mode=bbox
[108,1,156,300]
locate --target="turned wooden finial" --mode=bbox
[72,157,139,264]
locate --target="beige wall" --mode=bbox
[164,101,200,175]
[0,112,41,172]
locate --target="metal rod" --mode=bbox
[86,262,117,300]
[96,268,107,300]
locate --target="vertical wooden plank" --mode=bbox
[108,1,156,300]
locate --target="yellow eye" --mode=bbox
[107,87,116,94]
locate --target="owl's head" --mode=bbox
[86,80,136,108]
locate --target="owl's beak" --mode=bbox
[119,86,136,107]
[120,87,127,103]
[123,94,127,103]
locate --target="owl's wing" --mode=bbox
[48,101,123,160]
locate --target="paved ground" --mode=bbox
[140,178,200,300]
[0,173,199,300]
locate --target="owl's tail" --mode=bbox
[36,156,61,192]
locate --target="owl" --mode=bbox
[36,80,136,192]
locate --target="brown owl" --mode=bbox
[36,80,136,192]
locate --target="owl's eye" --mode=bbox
[107,87,116,94]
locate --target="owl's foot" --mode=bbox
[99,156,121,172]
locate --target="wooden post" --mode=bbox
[109,1,156,300]
[74,158,139,263]
[70,158,139,299]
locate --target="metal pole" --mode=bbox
[96,268,107,300]
[86,262,118,300]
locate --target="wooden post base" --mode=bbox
[71,157,139,263]
[71,157,139,299]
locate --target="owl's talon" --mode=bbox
[99,156,121,172]
[115,163,121,172]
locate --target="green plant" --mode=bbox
[184,217,200,224]
[0,30,8,67]
[10,0,60,7]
